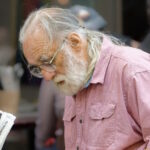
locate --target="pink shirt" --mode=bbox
[63,36,150,150]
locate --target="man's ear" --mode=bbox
[67,32,82,52]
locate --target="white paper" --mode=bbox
[0,111,16,150]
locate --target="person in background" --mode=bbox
[20,7,150,150]
[0,27,15,65]
[69,5,107,31]
[70,5,140,48]
[35,80,65,150]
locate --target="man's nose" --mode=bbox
[41,70,56,81]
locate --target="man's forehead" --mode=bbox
[22,27,59,64]
[23,32,50,63]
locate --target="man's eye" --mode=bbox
[42,64,52,68]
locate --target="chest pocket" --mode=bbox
[87,103,116,149]
[89,103,116,120]
[63,102,76,148]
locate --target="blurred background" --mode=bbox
[0,0,149,150]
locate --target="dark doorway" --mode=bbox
[122,0,149,41]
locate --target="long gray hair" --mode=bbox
[19,7,121,83]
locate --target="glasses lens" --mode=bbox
[28,65,43,78]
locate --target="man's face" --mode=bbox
[53,40,88,95]
[23,27,89,95]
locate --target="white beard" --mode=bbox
[53,44,88,96]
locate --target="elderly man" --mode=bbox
[19,8,150,150]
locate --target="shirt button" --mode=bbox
[77,146,79,150]
[79,119,82,124]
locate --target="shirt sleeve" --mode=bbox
[127,70,150,149]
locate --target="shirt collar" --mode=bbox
[90,36,114,85]
[84,75,92,88]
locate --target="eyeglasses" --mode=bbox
[25,40,65,78]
